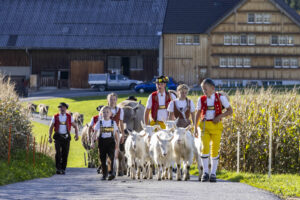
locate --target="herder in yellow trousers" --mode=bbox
[194,79,233,182]
[144,76,176,129]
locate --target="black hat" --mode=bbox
[96,105,104,111]
[58,102,69,109]
[155,76,169,83]
[126,96,137,101]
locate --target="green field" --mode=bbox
[31,121,86,168]
[0,150,55,186]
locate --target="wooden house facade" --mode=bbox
[162,0,300,86]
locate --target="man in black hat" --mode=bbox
[144,75,176,129]
[48,102,79,175]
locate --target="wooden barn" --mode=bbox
[0,0,167,89]
[162,0,300,86]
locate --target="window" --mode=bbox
[228,57,235,67]
[287,36,294,45]
[236,57,243,67]
[108,56,121,71]
[290,58,298,68]
[118,74,126,80]
[220,57,227,67]
[110,74,116,80]
[130,56,143,70]
[248,35,255,45]
[193,35,200,44]
[177,36,184,44]
[232,35,240,45]
[282,58,290,68]
[279,36,287,45]
[243,58,251,67]
[224,35,232,45]
[263,14,271,23]
[248,13,255,23]
[230,81,236,87]
[222,80,229,87]
[274,58,282,68]
[185,36,193,44]
[240,35,247,45]
[255,14,263,23]
[271,35,278,45]
[237,80,243,87]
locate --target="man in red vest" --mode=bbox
[194,79,233,182]
[48,102,79,175]
[144,76,176,129]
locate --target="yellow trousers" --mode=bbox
[199,121,223,158]
[150,120,166,130]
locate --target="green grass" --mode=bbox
[0,150,55,186]
[190,166,300,199]
[31,94,150,125]
[31,121,86,168]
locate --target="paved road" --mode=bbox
[0,168,280,200]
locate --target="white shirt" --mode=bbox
[167,98,195,113]
[196,94,230,120]
[146,92,176,122]
[94,119,118,139]
[51,113,74,134]
[111,107,124,121]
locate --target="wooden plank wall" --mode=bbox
[70,60,104,88]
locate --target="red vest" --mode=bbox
[151,91,171,121]
[54,113,72,133]
[93,115,99,129]
[111,107,121,124]
[200,93,222,121]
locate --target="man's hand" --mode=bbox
[74,134,79,141]
[48,137,52,143]
[194,129,199,138]
[213,115,222,123]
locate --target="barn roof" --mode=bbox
[163,0,300,34]
[0,0,167,50]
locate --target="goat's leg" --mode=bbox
[157,164,161,181]
[176,164,181,181]
[168,166,173,180]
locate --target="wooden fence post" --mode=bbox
[237,131,240,173]
[26,134,29,163]
[33,137,36,167]
[268,116,272,178]
[7,125,12,164]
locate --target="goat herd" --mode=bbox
[123,121,202,181]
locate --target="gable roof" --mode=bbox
[0,0,167,50]
[163,0,300,34]
[163,0,241,34]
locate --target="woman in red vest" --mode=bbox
[144,76,176,129]
[194,79,233,182]
[48,102,79,175]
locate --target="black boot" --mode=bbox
[56,170,61,175]
[108,173,115,181]
[101,175,107,180]
[201,172,210,182]
[210,174,217,182]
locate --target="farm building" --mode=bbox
[0,0,167,89]
[162,0,300,86]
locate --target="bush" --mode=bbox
[220,88,300,174]
[0,74,32,159]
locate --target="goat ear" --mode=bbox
[141,121,146,129]
[153,125,161,131]
[185,125,192,132]
[138,100,141,105]
[169,127,175,132]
